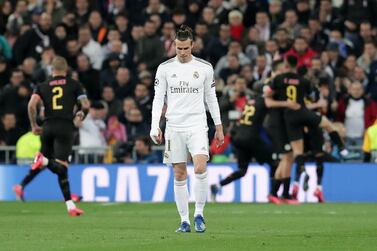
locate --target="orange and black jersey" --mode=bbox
[237,95,267,131]
[34,76,86,121]
[269,72,312,106]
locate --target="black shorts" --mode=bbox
[284,107,322,142]
[232,131,274,167]
[304,126,324,154]
[264,109,292,154]
[41,119,74,161]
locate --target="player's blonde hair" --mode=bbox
[52,56,68,73]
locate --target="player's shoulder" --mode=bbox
[160,57,176,66]
[193,57,213,68]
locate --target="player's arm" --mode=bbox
[74,95,90,128]
[204,66,224,146]
[263,85,300,110]
[150,65,167,144]
[28,93,42,135]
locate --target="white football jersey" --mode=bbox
[151,56,221,131]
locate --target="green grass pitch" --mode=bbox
[1,202,376,251]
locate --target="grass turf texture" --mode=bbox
[0,202,376,251]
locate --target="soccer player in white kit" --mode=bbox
[150,25,224,233]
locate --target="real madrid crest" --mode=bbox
[193,71,199,79]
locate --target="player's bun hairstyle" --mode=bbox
[286,55,298,68]
[175,25,194,41]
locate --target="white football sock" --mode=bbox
[66,200,76,211]
[194,171,208,217]
[42,156,49,166]
[174,179,190,224]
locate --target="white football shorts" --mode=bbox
[163,127,209,164]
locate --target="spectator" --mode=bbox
[76,53,101,101]
[134,19,165,73]
[134,83,152,123]
[88,10,108,45]
[357,40,377,74]
[107,0,127,24]
[78,24,104,70]
[274,27,292,55]
[122,107,149,143]
[138,70,154,93]
[268,0,284,27]
[185,0,202,28]
[119,97,137,125]
[194,21,210,48]
[0,70,31,129]
[0,112,23,163]
[206,24,231,66]
[44,0,66,28]
[219,54,241,83]
[285,36,317,68]
[78,101,108,163]
[253,54,271,82]
[215,41,250,78]
[75,0,91,25]
[308,17,329,53]
[102,85,122,118]
[207,0,230,25]
[114,12,131,43]
[100,53,121,86]
[61,12,78,37]
[336,81,377,148]
[0,1,12,35]
[20,57,37,83]
[113,67,135,99]
[65,38,80,69]
[6,0,29,36]
[228,9,244,42]
[126,136,160,163]
[279,9,302,39]
[201,6,219,38]
[143,0,170,25]
[0,57,10,88]
[171,9,187,28]
[254,11,273,42]
[295,0,311,25]
[0,33,12,60]
[12,12,60,65]
[105,115,127,145]
[33,46,55,83]
[160,21,176,59]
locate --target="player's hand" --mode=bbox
[75,111,85,121]
[150,127,163,145]
[286,100,301,110]
[32,125,42,135]
[73,111,84,128]
[214,126,225,147]
[317,99,328,108]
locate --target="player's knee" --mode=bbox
[173,169,187,180]
[194,163,207,174]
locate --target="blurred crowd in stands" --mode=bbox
[0,0,377,164]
